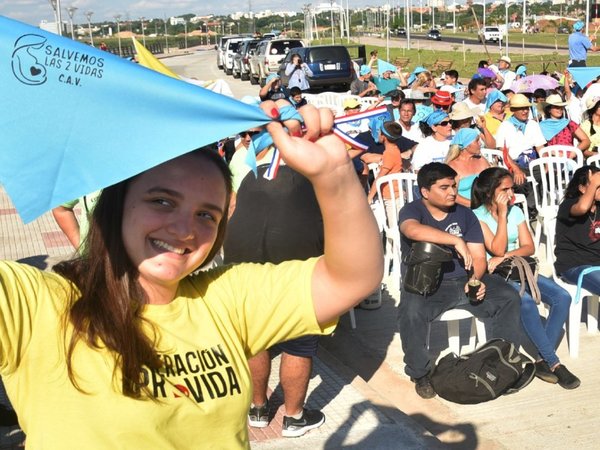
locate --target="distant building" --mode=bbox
[39,20,66,35]
[170,17,185,26]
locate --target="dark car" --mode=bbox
[427,29,441,41]
[395,28,407,36]
[277,45,354,92]
[558,26,569,34]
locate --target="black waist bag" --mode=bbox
[430,339,536,404]
[403,242,453,296]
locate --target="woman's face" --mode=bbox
[580,176,600,201]
[490,101,505,114]
[464,139,481,157]
[292,55,300,64]
[549,105,564,119]
[433,119,453,138]
[121,154,227,297]
[493,176,515,204]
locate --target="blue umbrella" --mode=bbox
[0,16,271,223]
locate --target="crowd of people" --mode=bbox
[3,20,600,448]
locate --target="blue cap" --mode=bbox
[360,65,371,76]
[451,128,480,148]
[425,110,449,127]
[485,90,508,112]
[265,73,280,84]
[369,112,392,141]
[573,21,584,32]
[516,65,527,76]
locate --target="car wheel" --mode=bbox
[241,72,249,81]
[217,64,223,70]
[233,70,240,78]
[250,75,258,85]
[226,68,233,75]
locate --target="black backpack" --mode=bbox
[430,339,536,404]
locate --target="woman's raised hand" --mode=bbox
[259,100,349,181]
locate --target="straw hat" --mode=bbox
[585,96,600,111]
[449,102,478,120]
[544,94,567,107]
[509,93,532,108]
[499,56,512,65]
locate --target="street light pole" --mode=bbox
[114,15,122,56]
[85,11,94,46]
[48,0,63,35]
[184,21,188,50]
[483,0,486,29]
[140,17,146,46]
[67,6,77,40]
[330,0,335,44]
[453,0,456,34]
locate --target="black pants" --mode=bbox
[569,60,586,67]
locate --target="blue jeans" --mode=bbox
[398,274,524,379]
[560,265,600,296]
[508,275,570,367]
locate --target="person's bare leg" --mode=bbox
[279,352,312,416]
[248,350,270,406]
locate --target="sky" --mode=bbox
[0,1,380,27]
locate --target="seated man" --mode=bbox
[397,162,523,399]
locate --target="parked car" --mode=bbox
[427,29,442,41]
[216,35,240,70]
[223,37,249,75]
[253,38,305,86]
[395,28,407,36]
[479,26,502,43]
[249,39,269,85]
[558,26,569,34]
[277,45,354,92]
[232,39,260,80]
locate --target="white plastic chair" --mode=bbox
[529,156,576,264]
[586,154,600,167]
[428,309,487,356]
[545,216,599,357]
[481,148,508,168]
[317,91,343,110]
[539,145,583,169]
[375,173,418,295]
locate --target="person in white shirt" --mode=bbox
[411,110,452,171]
[493,56,516,91]
[460,78,487,116]
[495,93,546,217]
[397,98,425,143]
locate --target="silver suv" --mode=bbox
[249,40,269,85]
[251,38,305,86]
[223,37,250,75]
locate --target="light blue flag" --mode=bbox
[377,59,397,74]
[568,67,600,89]
[0,16,271,223]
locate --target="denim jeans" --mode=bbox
[397,273,524,379]
[560,265,600,296]
[508,275,570,368]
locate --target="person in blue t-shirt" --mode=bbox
[397,162,523,399]
[568,21,598,67]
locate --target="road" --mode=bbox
[163,49,260,99]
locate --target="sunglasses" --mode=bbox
[241,130,260,137]
[437,120,451,126]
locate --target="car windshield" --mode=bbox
[486,28,500,32]
[229,41,241,52]
[270,41,303,55]
[308,47,348,62]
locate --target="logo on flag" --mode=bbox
[11,34,47,85]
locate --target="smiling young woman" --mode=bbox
[0,101,383,448]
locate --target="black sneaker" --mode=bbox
[554,365,581,390]
[411,375,436,399]
[282,408,325,438]
[534,360,559,384]
[248,401,269,428]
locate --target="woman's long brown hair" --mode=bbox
[54,148,232,398]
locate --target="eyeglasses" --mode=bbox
[437,121,451,126]
[241,130,260,137]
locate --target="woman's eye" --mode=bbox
[198,211,217,222]
[153,198,172,207]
